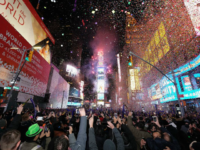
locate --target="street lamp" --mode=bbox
[129,51,184,117]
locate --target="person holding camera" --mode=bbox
[19,123,51,150]
[69,107,87,150]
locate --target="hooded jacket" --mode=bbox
[69,116,87,150]
[127,116,151,150]
[89,127,125,150]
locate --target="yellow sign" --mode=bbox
[140,22,170,76]
[129,69,140,91]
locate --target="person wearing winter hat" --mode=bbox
[89,115,125,150]
[19,123,51,150]
[0,104,24,139]
[189,141,200,150]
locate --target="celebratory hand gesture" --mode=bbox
[107,121,115,129]
[152,116,161,128]
[17,104,23,114]
[128,111,133,117]
[69,126,73,134]
[79,107,86,116]
[89,115,94,128]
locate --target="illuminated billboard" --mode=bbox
[140,22,170,76]
[97,68,104,74]
[98,93,104,100]
[129,69,140,91]
[35,41,51,64]
[97,80,104,93]
[0,15,51,96]
[158,54,200,103]
[149,83,162,100]
[184,0,200,36]
[117,54,121,82]
[0,0,55,46]
[66,65,78,77]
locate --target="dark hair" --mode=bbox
[54,135,69,150]
[148,123,157,131]
[135,122,145,130]
[0,130,21,150]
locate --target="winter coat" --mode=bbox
[89,127,125,150]
[0,114,21,139]
[20,137,51,150]
[127,116,151,150]
[121,124,137,150]
[69,116,87,150]
[146,138,178,150]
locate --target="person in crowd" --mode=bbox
[89,115,125,150]
[19,123,51,150]
[18,113,34,142]
[189,141,200,150]
[0,105,23,139]
[181,119,190,134]
[127,111,151,150]
[0,129,21,150]
[69,107,87,150]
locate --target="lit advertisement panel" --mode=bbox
[98,93,104,100]
[129,69,140,91]
[35,42,51,64]
[149,83,162,100]
[0,0,55,45]
[97,68,104,74]
[49,68,70,108]
[184,0,200,36]
[159,54,200,103]
[0,16,51,97]
[117,54,121,82]
[140,22,170,76]
[97,80,104,93]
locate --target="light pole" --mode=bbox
[129,51,184,117]
[3,47,33,113]
[3,48,27,113]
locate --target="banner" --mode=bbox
[0,15,51,96]
[49,68,70,108]
[0,0,55,45]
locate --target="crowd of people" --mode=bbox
[0,105,200,150]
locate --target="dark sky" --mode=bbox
[29,0,148,67]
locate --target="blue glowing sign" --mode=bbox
[67,102,81,106]
[158,54,200,103]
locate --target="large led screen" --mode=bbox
[97,68,104,75]
[159,54,200,103]
[97,80,104,93]
[98,93,104,100]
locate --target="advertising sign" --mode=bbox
[184,0,200,36]
[0,15,51,96]
[35,41,51,64]
[159,54,200,103]
[149,83,162,100]
[69,87,79,97]
[66,65,78,77]
[97,93,104,100]
[97,80,104,93]
[49,68,70,108]
[0,0,55,45]
[129,69,140,91]
[97,68,104,74]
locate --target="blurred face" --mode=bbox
[151,126,156,132]
[163,133,170,142]
[153,132,161,139]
